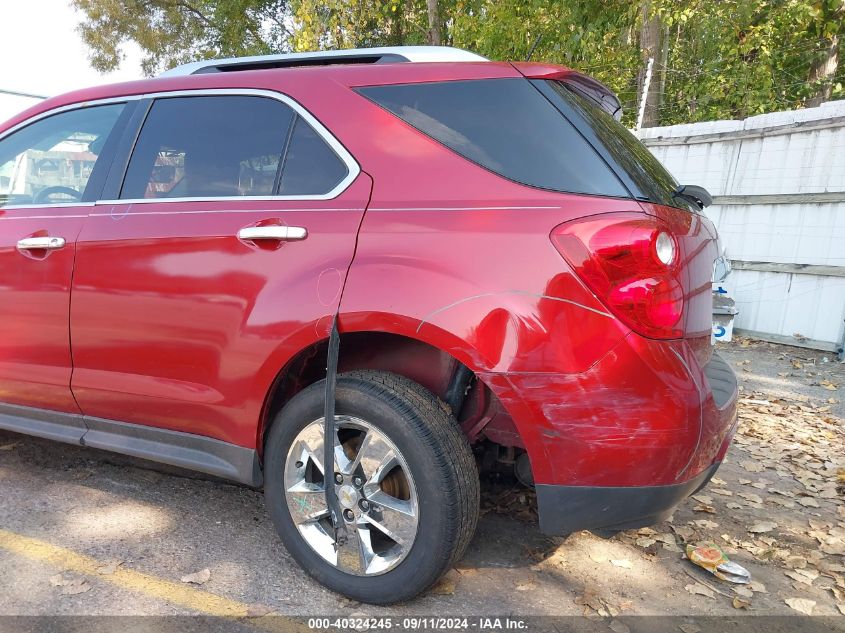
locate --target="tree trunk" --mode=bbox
[637,0,663,128]
[806,34,839,108]
[427,0,441,46]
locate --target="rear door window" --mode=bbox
[358,78,627,198]
[121,95,294,199]
[278,116,349,196]
[120,94,352,200]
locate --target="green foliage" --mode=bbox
[72,0,285,76]
[73,0,843,126]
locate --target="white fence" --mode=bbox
[638,101,845,354]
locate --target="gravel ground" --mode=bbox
[0,338,842,625]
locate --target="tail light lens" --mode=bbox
[551,213,685,339]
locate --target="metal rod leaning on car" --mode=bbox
[323,316,348,548]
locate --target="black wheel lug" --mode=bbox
[359,499,370,511]
[343,509,354,522]
[353,476,363,487]
[334,472,343,484]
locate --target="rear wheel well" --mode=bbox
[259,332,523,458]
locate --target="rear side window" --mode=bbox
[120,95,350,200]
[541,81,691,211]
[358,78,627,198]
[0,104,125,207]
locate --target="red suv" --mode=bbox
[0,46,737,604]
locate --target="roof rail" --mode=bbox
[160,46,488,77]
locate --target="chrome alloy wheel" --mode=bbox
[283,415,419,576]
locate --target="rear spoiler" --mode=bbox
[510,62,623,121]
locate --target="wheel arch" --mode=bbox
[255,321,536,472]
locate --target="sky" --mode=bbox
[0,0,144,122]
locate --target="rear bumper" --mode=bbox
[536,462,720,535]
[535,344,737,534]
[482,333,738,534]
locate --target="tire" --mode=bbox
[264,370,480,604]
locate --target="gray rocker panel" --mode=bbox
[0,402,263,487]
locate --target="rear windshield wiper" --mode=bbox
[672,184,713,210]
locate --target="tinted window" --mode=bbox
[278,116,349,196]
[543,81,692,211]
[0,104,124,207]
[121,96,294,199]
[358,78,627,198]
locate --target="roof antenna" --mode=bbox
[526,34,542,61]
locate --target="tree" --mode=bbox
[73,0,843,126]
[71,0,288,76]
[427,0,441,45]
[637,0,665,128]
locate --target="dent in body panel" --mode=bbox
[484,333,706,488]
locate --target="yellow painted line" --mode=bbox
[0,528,306,632]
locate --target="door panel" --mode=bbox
[69,175,371,447]
[0,208,87,411]
[0,101,130,413]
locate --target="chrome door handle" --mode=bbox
[17,236,66,251]
[237,226,308,241]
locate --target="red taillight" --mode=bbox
[551,213,685,339]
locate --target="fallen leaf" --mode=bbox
[589,551,608,564]
[748,581,767,593]
[711,488,733,496]
[430,574,456,595]
[693,519,719,530]
[726,502,742,510]
[785,555,807,569]
[49,574,91,596]
[691,495,713,505]
[95,559,124,575]
[610,559,633,569]
[693,504,716,514]
[0,442,19,451]
[785,570,814,586]
[180,568,211,585]
[515,578,537,591]
[741,461,764,473]
[672,526,695,541]
[635,537,656,548]
[784,598,815,615]
[732,597,751,609]
[797,497,820,508]
[685,583,715,598]
[738,492,763,504]
[748,522,777,534]
[574,585,607,613]
[821,539,845,556]
[838,604,845,616]
[246,605,274,617]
